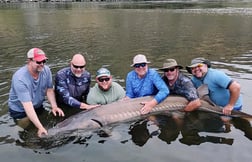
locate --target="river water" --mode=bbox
[0,1,252,162]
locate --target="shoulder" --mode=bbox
[179,72,190,79]
[207,68,230,80]
[126,70,136,79]
[56,67,70,75]
[178,73,191,82]
[55,67,71,81]
[13,66,28,80]
[13,66,27,75]
[43,65,51,71]
[208,68,225,75]
[82,70,91,78]
[148,68,161,78]
[112,81,124,88]
[88,83,99,94]
[42,65,52,75]
[148,68,158,74]
[127,70,135,76]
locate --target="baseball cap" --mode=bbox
[27,48,48,62]
[131,54,151,67]
[187,57,211,68]
[96,68,111,78]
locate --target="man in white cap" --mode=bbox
[87,67,125,105]
[126,54,169,115]
[159,59,201,111]
[186,57,242,115]
[8,48,65,137]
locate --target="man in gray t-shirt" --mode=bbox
[8,48,64,137]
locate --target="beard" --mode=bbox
[74,73,82,77]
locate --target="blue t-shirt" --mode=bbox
[126,68,169,103]
[55,67,91,108]
[192,68,242,109]
[8,65,53,112]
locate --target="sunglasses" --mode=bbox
[35,59,47,65]
[191,63,204,70]
[134,63,147,68]
[98,77,110,82]
[165,68,176,72]
[72,64,86,69]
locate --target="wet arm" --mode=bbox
[153,72,169,103]
[223,81,241,114]
[47,88,64,116]
[22,101,47,137]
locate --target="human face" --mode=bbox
[134,63,148,78]
[164,67,178,81]
[71,63,86,77]
[70,54,86,77]
[191,63,207,78]
[29,59,46,73]
[97,76,112,91]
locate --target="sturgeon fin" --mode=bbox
[91,119,103,127]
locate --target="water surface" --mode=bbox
[0,1,252,162]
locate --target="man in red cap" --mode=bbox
[8,48,65,137]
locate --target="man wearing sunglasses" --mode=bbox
[55,54,99,111]
[159,59,201,111]
[86,68,125,105]
[186,57,242,115]
[8,48,65,137]
[126,54,169,115]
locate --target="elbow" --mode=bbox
[230,81,241,93]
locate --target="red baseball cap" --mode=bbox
[27,48,48,62]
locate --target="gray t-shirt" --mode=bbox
[8,65,53,112]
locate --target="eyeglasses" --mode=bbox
[72,64,86,69]
[98,77,110,82]
[134,63,147,68]
[165,68,176,72]
[191,63,204,70]
[35,60,47,65]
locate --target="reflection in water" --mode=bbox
[179,112,233,145]
[128,120,150,147]
[16,129,77,150]
[128,111,252,147]
[232,117,252,140]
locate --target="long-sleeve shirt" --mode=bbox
[162,72,199,102]
[55,67,91,108]
[126,68,169,103]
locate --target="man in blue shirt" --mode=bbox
[126,54,169,114]
[55,54,99,110]
[186,57,242,115]
[8,48,65,137]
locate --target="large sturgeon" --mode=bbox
[47,95,252,136]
